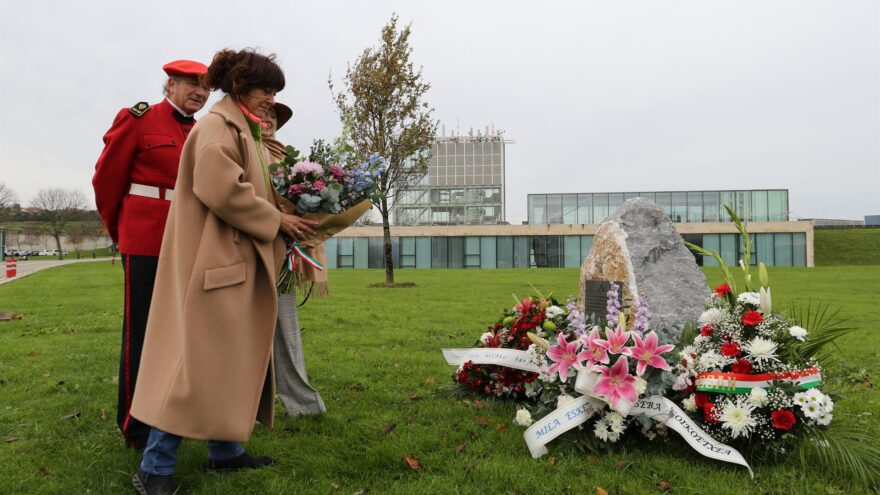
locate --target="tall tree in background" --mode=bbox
[31,188,87,260]
[331,14,437,285]
[0,182,18,220]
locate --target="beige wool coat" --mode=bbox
[130,95,285,442]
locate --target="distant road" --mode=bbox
[0,257,114,286]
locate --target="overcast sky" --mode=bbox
[1,0,877,222]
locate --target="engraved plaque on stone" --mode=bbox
[582,280,623,321]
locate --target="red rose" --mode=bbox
[694,392,709,409]
[721,342,742,357]
[731,359,753,374]
[771,409,796,430]
[703,403,720,424]
[714,284,732,296]
[701,325,715,336]
[741,310,763,326]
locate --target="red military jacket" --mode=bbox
[93,99,195,256]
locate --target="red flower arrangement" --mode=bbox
[741,310,763,326]
[771,409,797,430]
[714,284,732,296]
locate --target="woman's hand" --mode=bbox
[279,213,319,241]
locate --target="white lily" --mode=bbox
[759,287,772,314]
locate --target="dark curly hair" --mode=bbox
[205,48,285,98]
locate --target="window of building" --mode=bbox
[687,192,703,222]
[547,194,563,224]
[577,194,592,224]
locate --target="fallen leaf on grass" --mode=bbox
[352,490,366,495]
[66,328,77,335]
[26,352,38,358]
[587,455,599,464]
[39,467,49,476]
[424,376,435,384]
[380,422,396,436]
[3,436,18,443]
[495,423,507,432]
[469,432,478,441]
[657,479,672,491]
[403,456,422,471]
[349,383,365,392]
[613,459,632,470]
[58,412,81,420]
[100,409,108,421]
[596,488,608,495]
[548,456,557,465]
[406,417,414,424]
[455,443,468,455]
[409,395,421,401]
[474,416,490,427]
[473,400,487,410]
[330,481,340,489]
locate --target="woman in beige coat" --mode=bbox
[130,49,317,495]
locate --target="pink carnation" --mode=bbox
[291,161,324,175]
[314,180,326,191]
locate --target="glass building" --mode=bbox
[329,189,810,269]
[392,133,507,225]
[528,190,789,225]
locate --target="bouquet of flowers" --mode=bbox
[269,141,385,292]
[679,206,879,483]
[513,285,680,455]
[452,295,569,399]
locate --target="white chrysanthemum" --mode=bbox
[743,337,779,366]
[557,394,576,408]
[633,376,647,395]
[698,308,726,327]
[749,387,768,407]
[737,292,760,306]
[514,409,533,427]
[682,394,698,412]
[593,421,609,441]
[693,335,710,349]
[606,412,624,434]
[699,350,730,370]
[793,391,809,406]
[802,401,823,419]
[815,412,833,426]
[789,325,808,341]
[805,388,824,403]
[719,398,757,439]
[821,395,834,413]
[545,305,565,318]
[479,331,493,344]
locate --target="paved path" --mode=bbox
[1,257,114,286]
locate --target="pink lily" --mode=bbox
[546,332,581,381]
[595,324,631,355]
[576,326,610,370]
[592,355,638,409]
[622,331,675,376]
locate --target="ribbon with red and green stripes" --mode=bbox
[695,367,821,394]
[287,242,324,272]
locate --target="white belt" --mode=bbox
[129,183,174,201]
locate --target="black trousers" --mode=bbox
[117,253,158,448]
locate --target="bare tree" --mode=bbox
[0,182,17,208]
[30,188,87,260]
[66,223,88,257]
[331,14,437,285]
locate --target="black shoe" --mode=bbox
[204,452,274,472]
[132,468,178,495]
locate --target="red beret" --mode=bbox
[162,60,208,77]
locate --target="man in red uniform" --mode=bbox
[93,60,209,450]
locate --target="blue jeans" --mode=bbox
[140,427,245,476]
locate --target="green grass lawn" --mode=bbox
[0,264,877,494]
[815,228,880,266]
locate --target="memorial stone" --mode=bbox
[578,198,709,333]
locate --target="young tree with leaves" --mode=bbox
[331,14,437,285]
[30,188,87,260]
